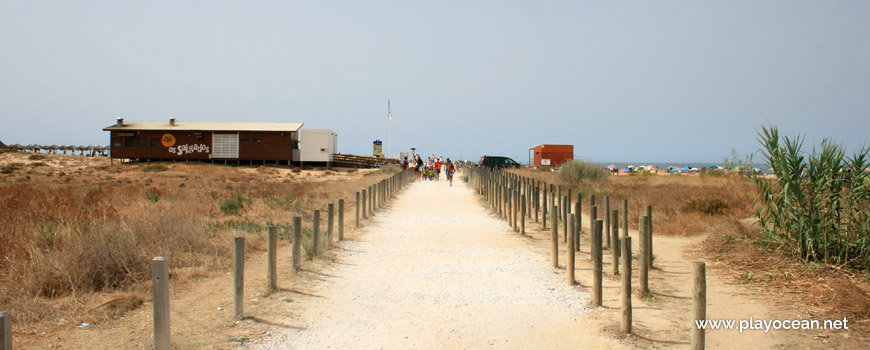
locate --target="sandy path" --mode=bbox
[248,178,623,349]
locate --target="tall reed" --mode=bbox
[753,125,870,269]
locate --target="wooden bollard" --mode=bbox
[338,199,345,241]
[592,220,603,307]
[369,185,375,216]
[645,205,653,267]
[551,203,558,268]
[361,189,367,219]
[589,206,597,260]
[639,215,649,296]
[589,194,596,208]
[621,236,632,334]
[355,192,360,227]
[542,186,548,229]
[567,214,576,285]
[562,196,568,243]
[575,199,582,252]
[520,195,526,235]
[604,196,611,248]
[534,186,539,223]
[692,262,707,350]
[312,210,320,257]
[611,209,619,275]
[556,186,562,222]
[327,203,334,249]
[151,257,170,350]
[0,311,10,350]
[233,237,245,320]
[292,216,301,271]
[622,199,628,238]
[267,225,277,292]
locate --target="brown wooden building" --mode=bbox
[103,118,303,164]
[528,144,574,168]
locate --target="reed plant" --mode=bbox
[754,125,870,269]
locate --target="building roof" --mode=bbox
[103,121,304,132]
[529,144,574,150]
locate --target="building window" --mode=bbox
[151,138,160,147]
[112,138,122,147]
[255,139,263,143]
[125,138,135,147]
[240,139,250,143]
[139,138,148,147]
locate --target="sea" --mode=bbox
[598,162,770,173]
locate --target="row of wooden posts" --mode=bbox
[0,169,415,350]
[466,167,708,349]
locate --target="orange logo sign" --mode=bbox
[161,134,176,147]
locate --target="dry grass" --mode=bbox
[700,220,870,322]
[512,167,870,323]
[512,169,756,236]
[0,152,395,325]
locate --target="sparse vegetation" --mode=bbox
[559,160,606,183]
[28,154,47,161]
[220,194,249,215]
[0,152,399,326]
[142,164,168,172]
[682,197,730,215]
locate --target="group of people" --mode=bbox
[403,154,458,186]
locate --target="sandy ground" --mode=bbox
[247,178,624,349]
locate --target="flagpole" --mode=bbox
[387,99,392,159]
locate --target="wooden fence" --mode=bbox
[465,166,708,348]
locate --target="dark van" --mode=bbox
[479,155,520,168]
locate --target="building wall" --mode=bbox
[109,130,296,160]
[532,145,574,167]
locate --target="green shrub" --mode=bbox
[700,170,726,178]
[28,162,47,167]
[754,125,870,269]
[29,154,47,161]
[560,160,606,183]
[682,198,730,215]
[219,194,248,215]
[143,164,168,172]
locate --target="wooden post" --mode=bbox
[562,196,568,243]
[611,209,620,275]
[327,203,334,250]
[593,220,603,307]
[589,194,596,208]
[292,216,301,271]
[151,257,170,350]
[361,189,367,219]
[551,203,558,268]
[567,214,576,285]
[622,199,629,238]
[0,311,10,350]
[312,210,320,257]
[575,199,581,252]
[369,185,375,216]
[338,199,345,241]
[692,262,707,350]
[521,195,526,235]
[639,215,649,296]
[645,205,653,267]
[355,192,360,227]
[621,237,632,334]
[604,196,611,248]
[542,185,548,229]
[589,206,597,260]
[534,185,539,223]
[267,225,277,292]
[233,237,245,320]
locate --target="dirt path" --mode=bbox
[247,178,624,349]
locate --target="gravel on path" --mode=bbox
[247,178,620,349]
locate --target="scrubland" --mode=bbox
[0,150,396,328]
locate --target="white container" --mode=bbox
[298,129,337,162]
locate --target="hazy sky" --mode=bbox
[2,1,868,163]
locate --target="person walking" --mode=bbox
[446,158,457,186]
[414,155,423,181]
[434,158,442,181]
